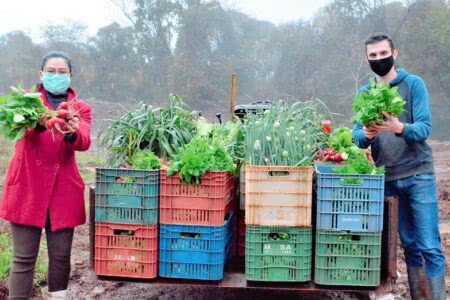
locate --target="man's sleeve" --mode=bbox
[402,76,432,143]
[352,122,372,149]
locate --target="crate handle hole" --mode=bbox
[113,229,135,236]
[268,171,289,177]
[339,178,363,186]
[268,232,290,240]
[180,232,201,239]
[337,234,361,242]
[115,176,137,183]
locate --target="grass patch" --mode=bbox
[76,151,106,184]
[0,233,48,287]
[0,234,13,282]
[0,137,14,186]
[76,151,106,167]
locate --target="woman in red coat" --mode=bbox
[0,51,91,300]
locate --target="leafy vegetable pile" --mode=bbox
[314,125,384,176]
[315,127,362,163]
[333,151,384,175]
[167,137,236,184]
[351,79,406,126]
[0,86,51,141]
[195,119,245,164]
[129,150,161,170]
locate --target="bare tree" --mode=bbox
[111,0,137,26]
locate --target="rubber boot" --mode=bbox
[428,276,446,300]
[407,267,431,300]
[41,287,68,300]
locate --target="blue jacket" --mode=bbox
[352,68,434,181]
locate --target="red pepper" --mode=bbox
[321,120,332,135]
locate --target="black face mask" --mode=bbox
[368,55,394,77]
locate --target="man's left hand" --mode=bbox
[372,112,404,134]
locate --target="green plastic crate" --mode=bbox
[95,168,159,225]
[315,230,382,286]
[245,226,312,282]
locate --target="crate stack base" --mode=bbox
[245,226,312,282]
[314,164,384,286]
[159,213,233,280]
[315,230,382,286]
[159,171,235,280]
[94,223,158,279]
[94,168,160,279]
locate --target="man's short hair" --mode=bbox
[365,33,395,52]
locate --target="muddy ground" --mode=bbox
[0,141,449,300]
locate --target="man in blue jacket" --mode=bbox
[353,33,446,300]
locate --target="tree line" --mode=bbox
[0,0,448,139]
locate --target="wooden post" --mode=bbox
[230,73,237,120]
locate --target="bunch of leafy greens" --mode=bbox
[333,151,384,175]
[129,150,161,170]
[194,119,245,164]
[99,94,196,167]
[351,79,406,126]
[328,126,353,152]
[327,126,366,160]
[167,137,236,184]
[0,86,52,142]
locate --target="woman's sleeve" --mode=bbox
[67,100,92,151]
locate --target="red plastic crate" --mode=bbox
[238,210,246,257]
[160,170,235,226]
[94,223,158,279]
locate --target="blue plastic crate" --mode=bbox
[95,168,159,225]
[159,213,233,280]
[315,164,384,232]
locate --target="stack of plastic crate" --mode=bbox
[238,168,246,257]
[158,170,235,280]
[314,164,384,287]
[244,165,314,282]
[94,168,159,279]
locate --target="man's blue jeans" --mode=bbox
[385,173,446,278]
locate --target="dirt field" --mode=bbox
[0,141,449,300]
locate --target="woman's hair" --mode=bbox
[40,51,72,73]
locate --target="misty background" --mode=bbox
[0,0,448,139]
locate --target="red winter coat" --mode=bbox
[0,86,92,231]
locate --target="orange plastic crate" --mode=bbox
[160,170,235,226]
[94,223,158,279]
[245,165,313,226]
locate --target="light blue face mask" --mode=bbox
[42,73,71,95]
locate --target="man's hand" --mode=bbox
[372,112,404,134]
[363,126,381,140]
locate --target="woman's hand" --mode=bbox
[37,115,52,128]
[65,116,80,133]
